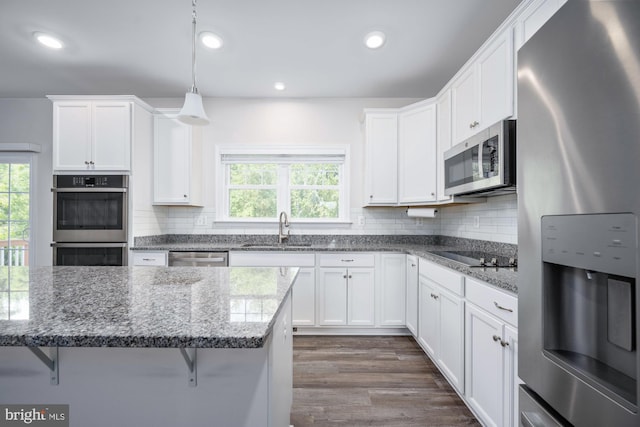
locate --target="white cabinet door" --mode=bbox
[405,255,419,337]
[347,268,375,326]
[503,325,521,427]
[92,102,131,170]
[53,101,92,170]
[364,112,398,205]
[153,113,203,206]
[451,66,479,145]
[398,103,437,204]
[376,254,406,326]
[418,276,439,358]
[131,251,167,266]
[515,0,568,50]
[53,100,132,171]
[465,304,505,427]
[268,292,293,427]
[436,90,452,202]
[317,268,348,326]
[477,31,514,129]
[292,268,316,327]
[437,287,464,393]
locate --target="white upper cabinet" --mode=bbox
[515,0,568,50]
[436,90,452,202]
[398,102,437,204]
[52,100,132,171]
[451,66,479,145]
[153,112,203,206]
[363,111,398,206]
[451,29,514,145]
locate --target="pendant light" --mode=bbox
[178,0,210,126]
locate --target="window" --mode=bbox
[0,158,31,320]
[217,146,349,222]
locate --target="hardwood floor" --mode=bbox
[290,335,480,427]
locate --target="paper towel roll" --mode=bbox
[406,208,438,218]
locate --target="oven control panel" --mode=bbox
[54,175,128,188]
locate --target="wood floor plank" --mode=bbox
[291,335,480,427]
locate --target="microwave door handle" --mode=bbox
[477,142,483,179]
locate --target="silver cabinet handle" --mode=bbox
[430,293,439,300]
[348,275,352,279]
[183,194,188,198]
[500,340,510,347]
[411,263,416,267]
[341,259,354,262]
[89,161,94,165]
[493,335,501,342]
[84,161,90,165]
[142,258,154,261]
[343,274,347,279]
[494,301,514,312]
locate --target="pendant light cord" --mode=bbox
[190,0,198,93]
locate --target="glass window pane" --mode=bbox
[291,189,339,218]
[9,164,29,192]
[0,292,7,320]
[290,163,339,186]
[9,290,29,320]
[0,267,8,291]
[0,195,8,222]
[0,164,8,193]
[229,189,277,218]
[9,267,29,290]
[10,193,29,224]
[229,164,277,186]
[9,221,29,242]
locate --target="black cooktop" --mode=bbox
[430,250,516,268]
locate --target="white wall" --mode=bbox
[0,99,53,266]
[137,97,442,236]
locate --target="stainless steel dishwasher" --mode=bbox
[168,251,228,267]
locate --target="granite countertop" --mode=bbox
[133,236,518,294]
[0,266,297,349]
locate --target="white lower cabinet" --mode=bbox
[405,255,419,337]
[418,271,465,393]
[291,268,316,326]
[465,278,519,427]
[376,253,406,326]
[131,251,167,266]
[317,267,375,326]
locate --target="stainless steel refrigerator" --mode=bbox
[518,1,639,426]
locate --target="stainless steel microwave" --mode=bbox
[444,120,516,196]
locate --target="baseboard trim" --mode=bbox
[292,327,410,336]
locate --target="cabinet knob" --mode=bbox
[89,161,94,165]
[343,274,347,279]
[369,195,373,199]
[348,275,352,279]
[84,161,89,165]
[431,192,435,196]
[183,194,188,198]
[500,340,510,348]
[411,263,416,267]
[492,335,501,342]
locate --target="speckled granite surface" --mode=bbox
[0,266,297,348]
[134,234,518,293]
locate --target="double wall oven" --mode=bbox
[52,175,128,266]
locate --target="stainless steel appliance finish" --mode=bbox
[518,1,640,426]
[52,242,127,266]
[444,119,516,196]
[168,251,229,267]
[52,175,128,243]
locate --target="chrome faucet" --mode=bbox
[278,211,290,244]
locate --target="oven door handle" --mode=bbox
[51,188,127,193]
[51,242,127,248]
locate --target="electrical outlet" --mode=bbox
[415,217,423,226]
[473,216,480,228]
[195,215,208,226]
[358,215,366,226]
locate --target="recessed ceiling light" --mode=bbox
[364,31,386,49]
[200,32,223,49]
[274,82,286,91]
[33,32,64,49]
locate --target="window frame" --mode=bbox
[215,145,350,223]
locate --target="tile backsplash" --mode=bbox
[133,193,518,244]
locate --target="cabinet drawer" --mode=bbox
[466,277,518,326]
[318,253,375,267]
[229,252,315,267]
[419,258,465,296]
[132,252,167,266]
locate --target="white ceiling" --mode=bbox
[0,0,522,99]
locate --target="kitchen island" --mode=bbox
[0,266,297,427]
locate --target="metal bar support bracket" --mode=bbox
[28,346,59,385]
[179,348,197,387]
